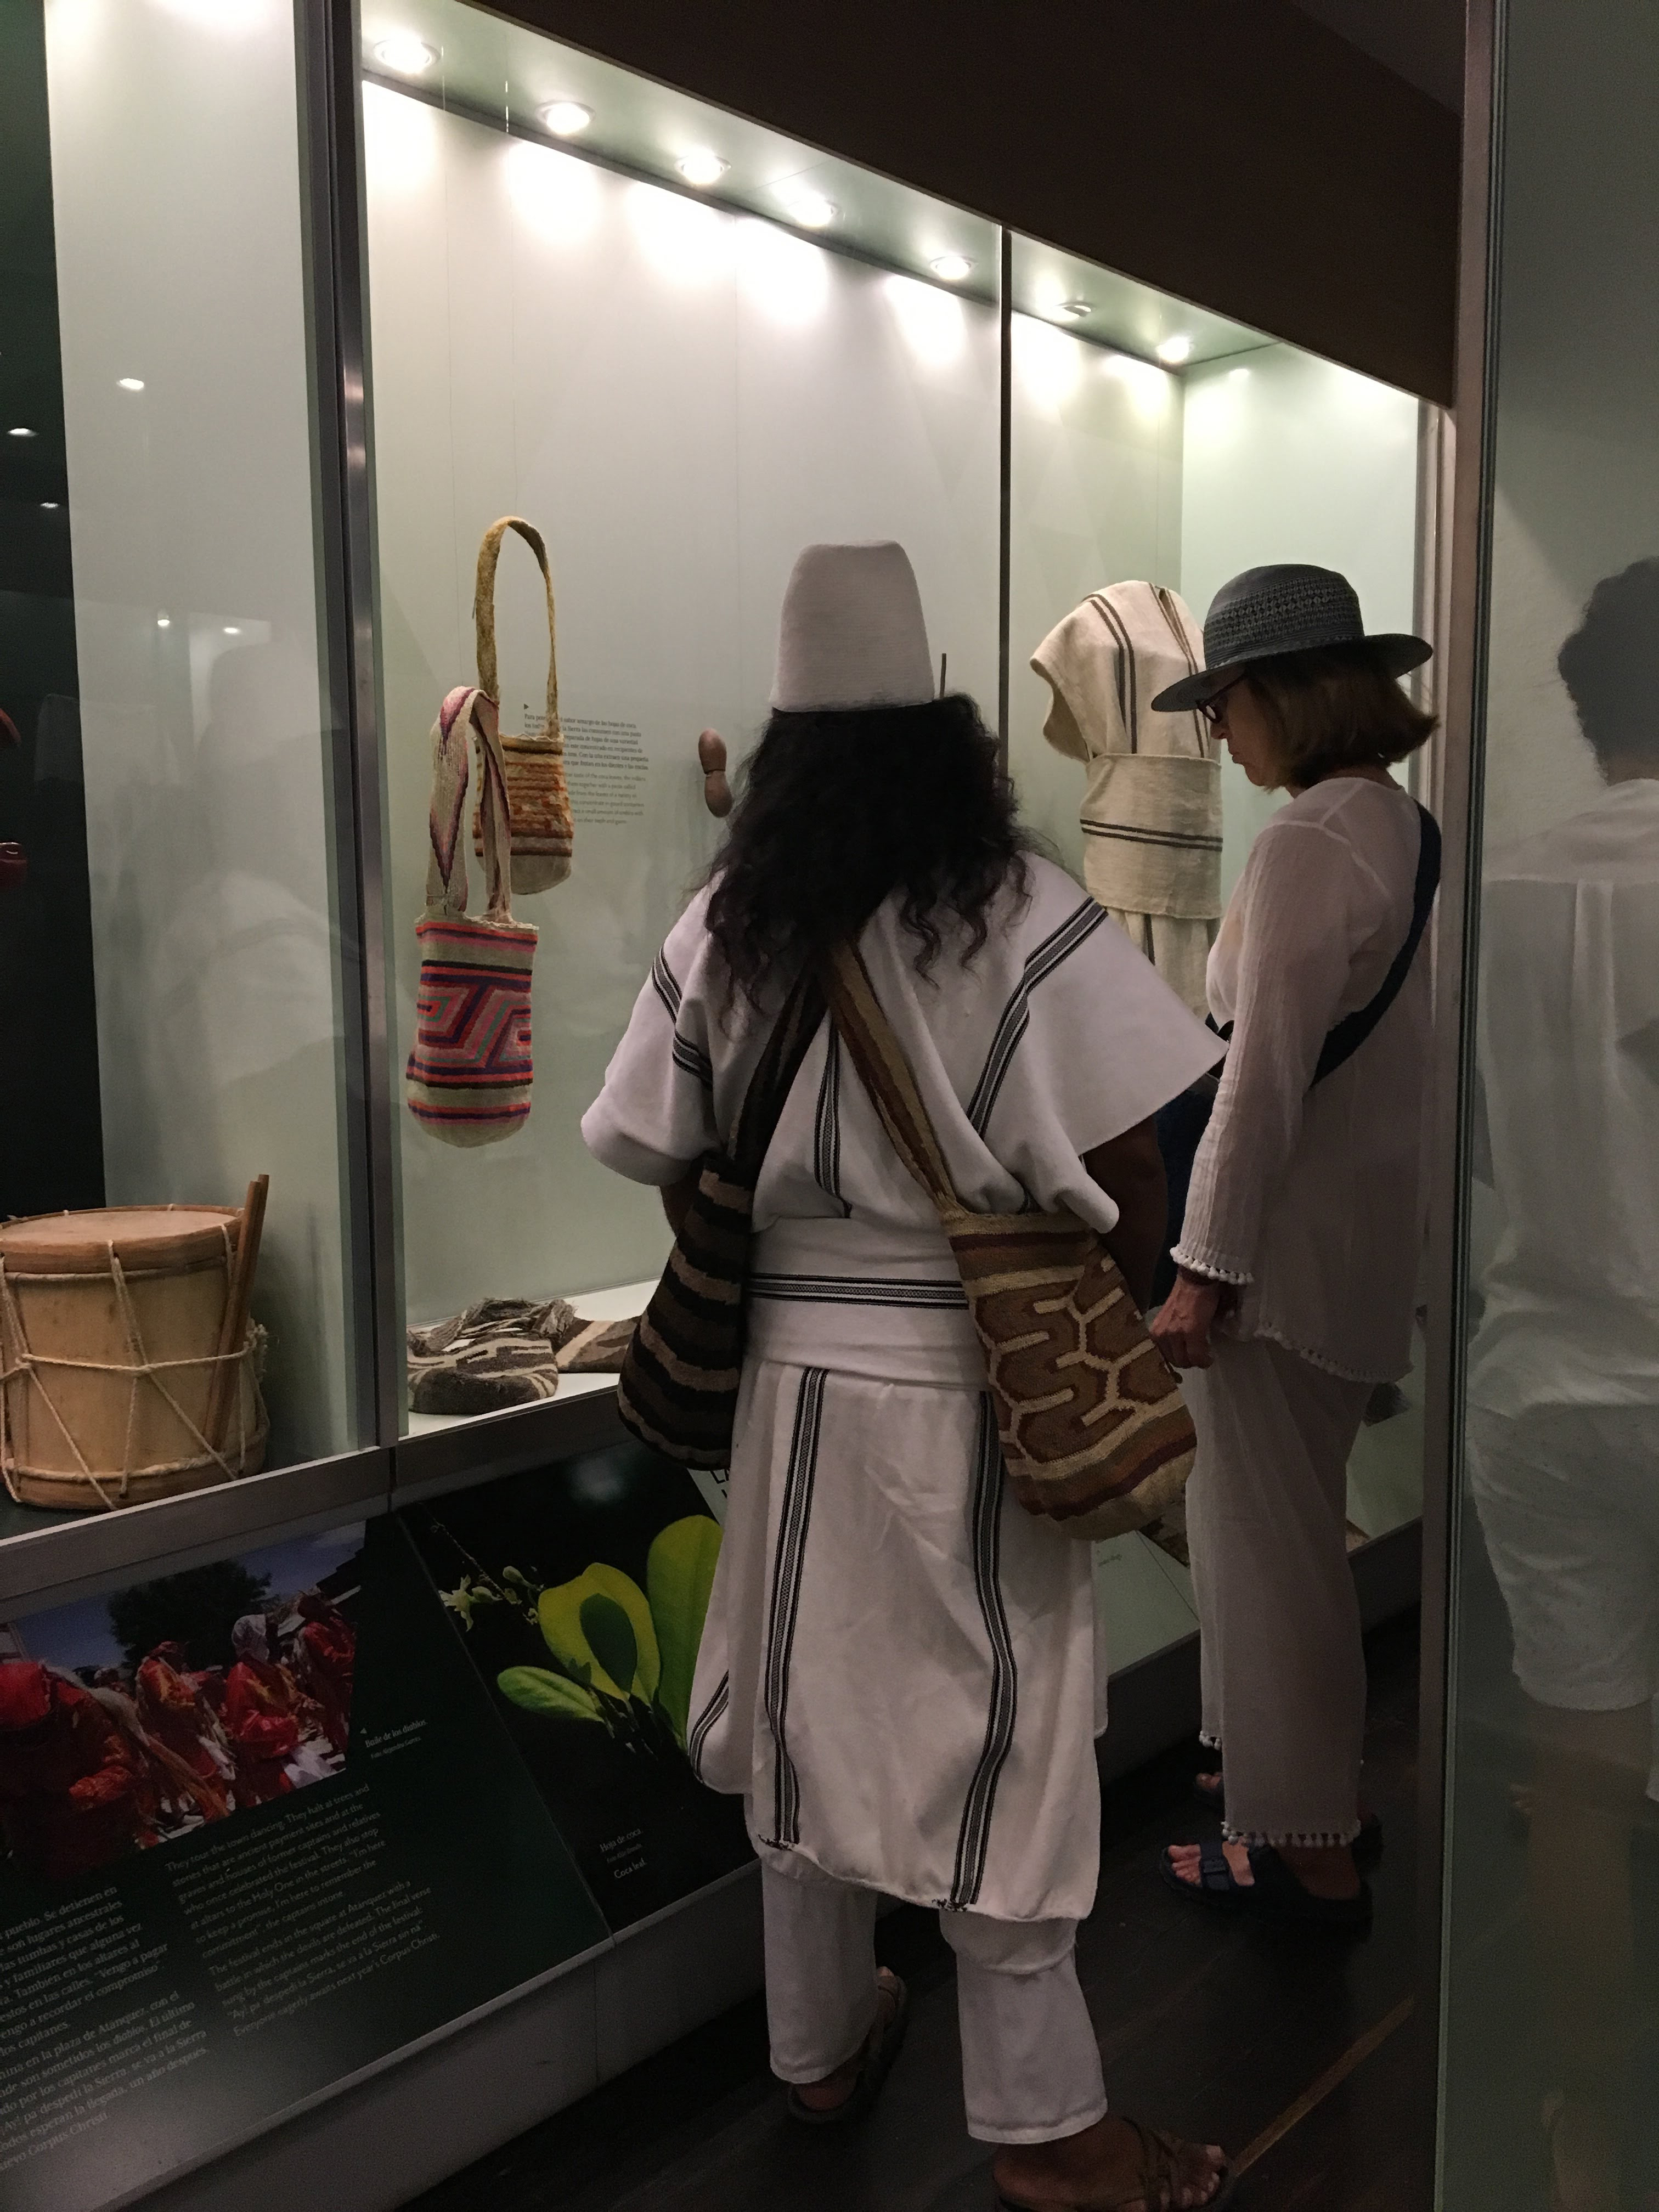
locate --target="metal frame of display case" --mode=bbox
[1413,0,1500,2196]
[0,7,1468,2203]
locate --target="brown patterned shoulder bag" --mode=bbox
[616,966,825,1469]
[823,941,1195,1538]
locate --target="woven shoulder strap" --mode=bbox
[729,964,826,1180]
[475,517,560,741]
[424,684,515,926]
[821,943,963,1223]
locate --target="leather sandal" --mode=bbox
[995,2115,1236,2210]
[786,1967,909,2125]
[1160,1840,1373,1935]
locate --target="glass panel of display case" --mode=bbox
[0,0,368,1542]
[1005,233,1432,1660]
[361,2,1001,1437]
[1440,2,1659,2202]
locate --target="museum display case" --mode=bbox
[0,3,1464,2207]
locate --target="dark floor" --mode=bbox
[408,1611,1428,2212]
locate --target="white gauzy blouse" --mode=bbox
[1173,777,1434,1383]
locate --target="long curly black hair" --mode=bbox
[704,693,1032,1008]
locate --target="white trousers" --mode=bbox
[1185,1334,1370,1847]
[760,1855,1108,2144]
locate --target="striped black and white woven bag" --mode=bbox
[616,967,825,1468]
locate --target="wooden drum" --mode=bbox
[0,1205,268,1512]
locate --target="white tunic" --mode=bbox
[1174,777,1433,1383]
[583,857,1218,1920]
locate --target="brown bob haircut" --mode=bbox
[1243,644,1436,787]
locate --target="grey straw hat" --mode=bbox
[1149,563,1431,713]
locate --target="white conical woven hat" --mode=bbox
[771,540,935,712]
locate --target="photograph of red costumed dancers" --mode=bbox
[0,1526,362,1886]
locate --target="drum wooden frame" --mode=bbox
[0,1206,268,1513]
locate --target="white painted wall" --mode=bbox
[363,95,1001,1334]
[1007,321,1183,876]
[44,0,356,1465]
[1180,345,1421,897]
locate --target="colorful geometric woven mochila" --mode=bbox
[406,681,539,1146]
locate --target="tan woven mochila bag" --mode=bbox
[471,517,574,896]
[823,941,1196,1539]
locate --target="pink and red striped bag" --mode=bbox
[405,682,539,1146]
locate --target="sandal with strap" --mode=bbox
[995,2114,1236,2210]
[786,1968,910,2126]
[1160,1839,1372,1934]
[1192,1769,1384,1867]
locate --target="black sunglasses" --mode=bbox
[1197,675,1248,727]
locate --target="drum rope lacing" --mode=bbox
[0,1226,268,1508]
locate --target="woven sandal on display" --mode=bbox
[786,1968,910,2127]
[995,2116,1236,2211]
[1159,1841,1373,1934]
[1192,1769,1384,1866]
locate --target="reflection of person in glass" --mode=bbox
[1150,566,1437,1931]
[1469,558,1659,2212]
[584,545,1233,2208]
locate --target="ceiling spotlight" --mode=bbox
[117,376,145,392]
[1227,364,1251,382]
[676,148,728,188]
[156,616,171,628]
[8,426,35,439]
[1156,333,1194,364]
[1053,298,1092,321]
[930,252,973,283]
[223,625,241,636]
[40,501,59,511]
[541,100,592,137]
[373,33,437,76]
[787,192,837,229]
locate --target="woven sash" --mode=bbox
[405,683,539,1146]
[617,967,826,1468]
[823,943,1195,1538]
[472,517,573,896]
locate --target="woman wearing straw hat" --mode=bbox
[1148,564,1438,1934]
[585,543,1235,2208]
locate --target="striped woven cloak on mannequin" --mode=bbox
[1031,582,1221,1018]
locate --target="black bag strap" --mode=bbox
[1207,800,1440,1090]
[727,963,826,1180]
[1310,801,1440,1086]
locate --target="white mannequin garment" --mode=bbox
[1031,582,1221,1017]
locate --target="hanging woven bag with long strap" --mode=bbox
[471,516,573,896]
[405,683,539,1146]
[822,940,1195,1538]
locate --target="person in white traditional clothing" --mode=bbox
[583,542,1233,2210]
[1465,558,1659,2212]
[1148,565,1437,1934]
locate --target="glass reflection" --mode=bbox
[1466,558,1659,2210]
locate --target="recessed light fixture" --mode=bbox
[676,149,728,188]
[930,252,973,283]
[1228,364,1251,382]
[8,426,35,439]
[117,376,145,392]
[223,626,241,636]
[156,616,171,628]
[785,191,836,230]
[1054,298,1092,321]
[1156,333,1194,365]
[373,33,436,76]
[541,100,592,137]
[40,501,58,511]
